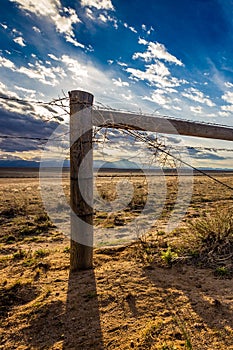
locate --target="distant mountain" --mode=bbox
[0,159,232,172]
[94,159,142,169]
[0,160,39,168]
[0,159,70,168]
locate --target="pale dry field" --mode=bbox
[0,171,233,349]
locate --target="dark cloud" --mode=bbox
[188,147,226,160]
[0,107,59,152]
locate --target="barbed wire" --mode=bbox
[0,94,232,129]
[119,128,233,191]
[0,95,69,105]
[0,133,69,144]
[0,95,232,183]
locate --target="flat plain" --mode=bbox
[0,168,233,350]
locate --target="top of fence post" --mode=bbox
[69,90,94,114]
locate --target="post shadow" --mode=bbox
[63,268,104,350]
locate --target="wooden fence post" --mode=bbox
[69,90,94,271]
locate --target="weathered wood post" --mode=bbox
[69,90,94,271]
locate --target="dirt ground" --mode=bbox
[0,173,233,349]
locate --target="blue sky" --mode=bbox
[0,0,232,168]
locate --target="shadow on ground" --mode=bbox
[63,269,104,350]
[21,269,104,350]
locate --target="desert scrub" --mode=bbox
[13,249,28,260]
[12,214,54,241]
[189,208,233,273]
[34,249,49,258]
[131,235,158,264]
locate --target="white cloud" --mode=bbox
[219,89,233,117]
[12,28,22,35]
[112,78,129,87]
[224,82,233,88]
[182,87,215,107]
[133,39,184,66]
[32,26,41,33]
[60,55,88,81]
[85,8,95,20]
[123,22,137,33]
[81,1,117,28]
[205,113,215,118]
[48,53,59,61]
[65,35,85,48]
[218,111,230,117]
[143,89,172,107]
[0,55,66,86]
[221,90,233,104]
[0,56,16,69]
[142,24,154,35]
[126,62,183,88]
[80,0,114,10]
[138,37,148,45]
[0,23,8,29]
[128,26,137,34]
[146,62,170,77]
[13,36,26,47]
[14,85,36,95]
[221,104,233,112]
[147,26,154,35]
[14,85,37,99]
[173,106,182,111]
[190,106,203,114]
[142,24,146,31]
[0,81,19,98]
[53,7,80,35]
[99,13,108,23]
[18,61,66,86]
[121,92,132,101]
[10,0,82,47]
[117,61,128,67]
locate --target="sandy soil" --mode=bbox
[0,174,233,349]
